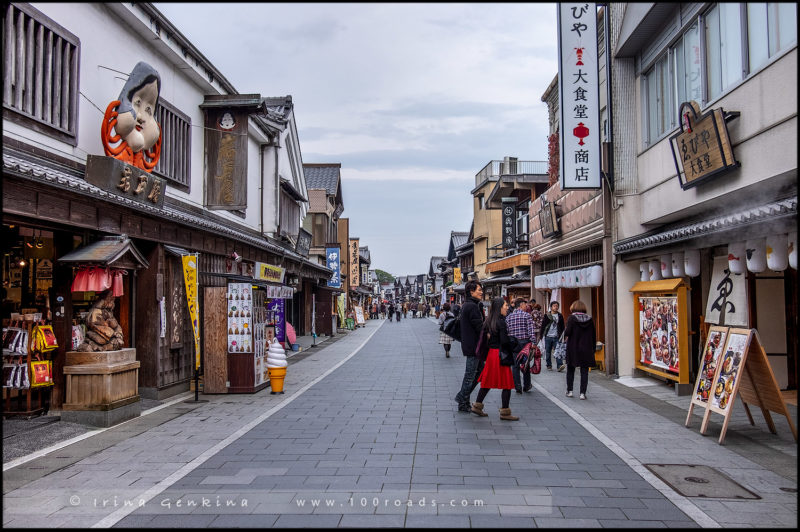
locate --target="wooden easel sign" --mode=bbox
[687,328,797,444]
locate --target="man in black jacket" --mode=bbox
[540,301,565,371]
[454,280,485,412]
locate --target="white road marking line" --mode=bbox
[91,320,385,528]
[533,382,721,528]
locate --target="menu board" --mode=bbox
[709,331,749,413]
[638,296,680,374]
[227,283,253,353]
[692,326,728,404]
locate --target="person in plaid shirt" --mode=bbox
[506,297,535,393]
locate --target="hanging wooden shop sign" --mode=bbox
[669,101,740,190]
[203,106,250,210]
[85,155,166,209]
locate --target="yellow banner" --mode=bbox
[182,254,201,369]
[454,267,462,285]
[255,262,285,283]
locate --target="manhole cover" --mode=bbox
[645,464,760,499]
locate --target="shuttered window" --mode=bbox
[152,98,191,189]
[3,3,80,144]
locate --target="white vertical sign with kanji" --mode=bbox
[558,3,601,190]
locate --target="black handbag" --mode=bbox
[442,314,461,341]
[499,348,515,366]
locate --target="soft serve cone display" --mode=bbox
[266,338,287,394]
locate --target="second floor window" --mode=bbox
[3,2,80,144]
[152,98,191,189]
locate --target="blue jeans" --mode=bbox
[455,356,484,407]
[544,336,561,368]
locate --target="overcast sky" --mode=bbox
[154,3,558,277]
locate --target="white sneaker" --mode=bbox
[566,391,573,397]
[580,393,586,400]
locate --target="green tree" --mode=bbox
[375,269,395,284]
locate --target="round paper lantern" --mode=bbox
[766,234,788,271]
[589,264,603,287]
[640,262,650,282]
[549,272,559,288]
[660,254,672,278]
[684,249,701,277]
[541,275,550,289]
[789,231,797,270]
[728,241,746,274]
[533,276,541,289]
[565,270,575,288]
[578,268,588,287]
[649,260,662,280]
[559,271,568,287]
[746,238,766,273]
[571,270,580,288]
[671,252,685,277]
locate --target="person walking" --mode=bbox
[402,302,408,319]
[388,302,395,321]
[437,302,455,358]
[563,300,596,400]
[380,302,386,319]
[540,301,565,371]
[396,302,402,322]
[454,280,484,412]
[471,297,519,420]
[530,303,544,346]
[506,297,534,393]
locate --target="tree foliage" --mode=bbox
[375,269,395,284]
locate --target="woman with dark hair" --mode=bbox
[437,302,454,358]
[563,300,597,400]
[471,297,519,420]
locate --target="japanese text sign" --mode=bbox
[349,239,360,288]
[670,101,739,190]
[326,246,341,288]
[255,263,285,284]
[85,155,166,208]
[704,255,748,327]
[181,254,201,369]
[501,198,517,249]
[558,3,601,189]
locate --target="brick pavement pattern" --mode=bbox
[2,317,796,528]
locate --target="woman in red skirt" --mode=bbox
[471,297,519,420]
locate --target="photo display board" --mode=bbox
[227,283,253,354]
[638,296,680,375]
[691,326,729,404]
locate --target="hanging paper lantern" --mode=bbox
[728,241,746,274]
[534,275,543,289]
[578,268,588,287]
[640,262,650,282]
[570,270,579,288]
[649,260,662,280]
[660,254,672,278]
[789,231,797,270]
[589,264,603,287]
[671,251,685,277]
[684,249,701,277]
[559,270,568,287]
[565,270,575,288]
[766,234,788,271]
[541,275,550,289]
[746,238,766,273]
[549,272,559,288]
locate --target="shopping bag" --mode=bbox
[530,345,542,374]
[30,360,53,387]
[554,333,567,361]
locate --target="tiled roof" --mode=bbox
[303,164,340,195]
[613,196,797,255]
[451,231,469,249]
[261,95,293,123]
[3,150,331,276]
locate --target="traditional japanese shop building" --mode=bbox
[2,2,330,413]
[608,3,797,393]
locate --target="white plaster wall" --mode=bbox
[13,3,270,236]
[614,259,640,377]
[616,47,798,238]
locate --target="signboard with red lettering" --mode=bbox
[558,3,601,190]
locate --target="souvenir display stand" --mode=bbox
[631,278,691,392]
[686,327,797,444]
[2,319,53,418]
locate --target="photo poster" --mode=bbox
[227,282,253,354]
[638,295,680,375]
[354,306,365,325]
[708,329,750,414]
[692,326,729,405]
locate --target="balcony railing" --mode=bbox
[475,160,548,187]
[488,237,530,261]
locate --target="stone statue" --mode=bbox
[77,290,124,352]
[101,61,162,172]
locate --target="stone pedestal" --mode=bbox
[61,348,141,427]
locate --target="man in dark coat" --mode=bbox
[454,280,485,412]
[540,301,565,371]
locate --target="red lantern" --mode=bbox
[573,122,589,146]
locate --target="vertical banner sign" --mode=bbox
[454,267,462,285]
[204,108,248,209]
[181,254,201,369]
[349,239,360,288]
[267,298,285,343]
[705,256,748,327]
[558,3,601,189]
[326,247,341,288]
[501,197,517,249]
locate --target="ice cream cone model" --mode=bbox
[266,338,287,394]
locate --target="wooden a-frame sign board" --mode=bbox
[686,327,797,444]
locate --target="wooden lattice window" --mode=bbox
[152,98,192,189]
[3,2,80,144]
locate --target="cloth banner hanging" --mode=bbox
[181,254,201,369]
[705,255,748,327]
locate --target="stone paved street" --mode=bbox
[2,317,797,528]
